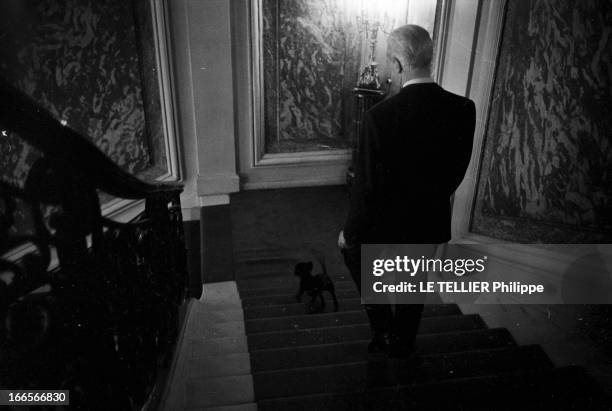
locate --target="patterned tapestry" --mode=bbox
[471,0,612,242]
[262,0,416,154]
[0,0,166,188]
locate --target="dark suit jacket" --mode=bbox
[344,83,476,244]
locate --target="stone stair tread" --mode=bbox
[185,374,254,409]
[198,403,258,411]
[237,275,352,291]
[187,352,252,379]
[241,289,358,307]
[256,366,608,410]
[246,310,367,333]
[235,270,300,281]
[247,314,486,350]
[235,257,300,265]
[245,301,461,320]
[238,280,356,298]
[244,303,462,322]
[252,345,553,399]
[267,345,552,397]
[244,298,363,319]
[250,328,516,372]
[233,247,297,260]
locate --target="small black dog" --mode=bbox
[294,255,338,312]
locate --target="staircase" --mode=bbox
[167,187,610,410]
[230,251,609,410]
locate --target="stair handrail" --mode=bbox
[0,77,190,409]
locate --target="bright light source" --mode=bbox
[341,0,437,33]
[341,0,407,26]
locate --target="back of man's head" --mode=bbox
[388,25,433,75]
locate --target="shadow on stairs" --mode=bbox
[234,252,610,411]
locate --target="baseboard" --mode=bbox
[242,174,346,190]
[197,173,240,196]
[239,158,349,191]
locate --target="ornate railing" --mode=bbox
[0,78,189,409]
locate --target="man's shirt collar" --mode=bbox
[402,77,435,88]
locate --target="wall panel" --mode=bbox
[471,0,612,242]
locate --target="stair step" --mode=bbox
[252,345,553,400]
[257,366,608,410]
[246,310,367,334]
[235,256,343,279]
[244,300,461,320]
[233,247,297,261]
[250,328,515,372]
[244,298,363,319]
[187,353,251,379]
[235,266,299,279]
[238,280,356,298]
[241,289,358,307]
[198,403,258,411]
[196,403,258,411]
[190,335,249,357]
[247,314,485,350]
[185,375,254,409]
[237,275,352,291]
[235,256,300,266]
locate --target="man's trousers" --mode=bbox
[341,246,424,349]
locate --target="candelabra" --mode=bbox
[355,11,394,90]
[356,20,382,89]
[347,6,396,186]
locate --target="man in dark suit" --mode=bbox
[338,25,476,357]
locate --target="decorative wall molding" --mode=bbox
[151,0,182,183]
[103,0,182,227]
[236,0,452,190]
[257,150,351,166]
[239,0,353,189]
[185,0,239,196]
[432,0,453,84]
[200,195,231,207]
[242,170,347,191]
[450,0,507,241]
[197,173,240,196]
[239,156,349,190]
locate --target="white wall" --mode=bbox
[168,0,239,219]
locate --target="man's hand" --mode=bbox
[338,230,349,250]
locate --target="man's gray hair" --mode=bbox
[388,25,433,73]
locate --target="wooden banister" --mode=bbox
[0,78,189,409]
